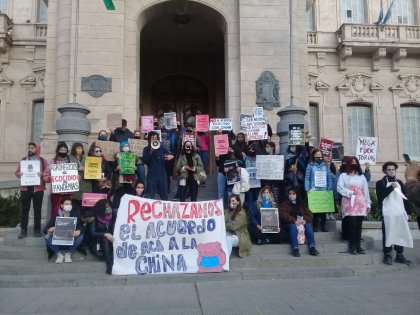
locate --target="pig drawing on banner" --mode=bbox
[112,195,229,276]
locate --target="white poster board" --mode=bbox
[209,118,233,131]
[50,163,79,193]
[256,155,284,180]
[356,136,377,165]
[20,160,41,186]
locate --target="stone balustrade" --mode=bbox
[307,31,318,46]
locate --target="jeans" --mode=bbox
[136,164,146,186]
[20,189,44,232]
[199,151,209,170]
[288,223,315,249]
[245,188,260,211]
[217,172,226,200]
[45,234,84,254]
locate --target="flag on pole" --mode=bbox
[382,0,395,24]
[103,0,115,10]
[374,0,384,25]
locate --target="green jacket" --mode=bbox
[70,155,92,200]
[224,208,252,258]
[176,153,203,181]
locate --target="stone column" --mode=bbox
[277,105,308,155]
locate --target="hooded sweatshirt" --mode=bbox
[15,143,49,192]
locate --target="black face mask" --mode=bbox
[237,138,244,143]
[177,125,181,129]
[350,164,358,170]
[314,157,322,163]
[185,146,192,151]
[248,151,256,157]
[57,152,67,158]
[187,128,193,133]
[134,136,141,139]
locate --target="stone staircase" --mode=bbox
[0,221,412,288]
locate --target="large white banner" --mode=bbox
[256,155,284,180]
[112,195,229,276]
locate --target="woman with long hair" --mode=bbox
[225,194,251,257]
[337,156,371,255]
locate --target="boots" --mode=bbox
[383,253,393,265]
[17,230,27,239]
[395,253,411,265]
[349,244,357,255]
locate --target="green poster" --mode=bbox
[120,152,136,174]
[307,190,335,213]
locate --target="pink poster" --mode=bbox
[141,116,154,133]
[319,138,334,159]
[82,193,108,207]
[196,115,209,132]
[214,134,229,156]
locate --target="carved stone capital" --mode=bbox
[338,46,352,71]
[372,48,386,71]
[392,48,407,72]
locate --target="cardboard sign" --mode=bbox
[84,156,102,179]
[224,160,240,185]
[50,163,79,193]
[107,113,122,131]
[247,118,268,141]
[182,133,196,146]
[288,124,305,145]
[246,167,261,188]
[209,118,233,131]
[307,190,335,213]
[119,152,136,175]
[128,139,148,157]
[256,155,284,180]
[253,106,264,118]
[214,134,229,156]
[52,217,77,246]
[112,195,229,275]
[82,193,108,207]
[319,138,334,159]
[164,112,177,130]
[356,136,377,165]
[95,140,119,162]
[196,115,209,132]
[260,208,279,233]
[240,114,253,131]
[20,160,41,186]
[141,116,154,133]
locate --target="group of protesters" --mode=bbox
[14,116,420,274]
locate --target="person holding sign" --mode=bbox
[176,141,204,202]
[109,119,134,143]
[337,156,371,255]
[70,142,91,213]
[376,162,413,265]
[43,197,84,264]
[15,142,49,239]
[279,188,319,257]
[224,194,252,257]
[304,149,333,232]
[115,141,137,184]
[248,187,283,245]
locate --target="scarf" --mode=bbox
[96,213,112,225]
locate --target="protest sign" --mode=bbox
[247,118,268,141]
[50,163,79,193]
[141,116,154,133]
[82,193,108,207]
[253,106,264,118]
[260,208,279,233]
[20,160,41,186]
[107,113,122,131]
[128,139,148,157]
[240,114,253,131]
[52,217,77,246]
[154,130,162,141]
[182,133,196,146]
[84,156,102,179]
[224,160,240,185]
[209,118,233,131]
[356,136,377,165]
[307,190,335,213]
[319,138,334,159]
[112,195,229,275]
[246,167,261,189]
[214,134,229,156]
[164,112,177,130]
[289,124,305,145]
[256,155,284,180]
[119,152,136,175]
[196,115,209,132]
[96,140,119,162]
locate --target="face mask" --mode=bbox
[187,128,193,132]
[237,138,244,143]
[387,170,396,178]
[290,146,296,153]
[230,203,236,210]
[134,136,141,139]
[262,194,270,201]
[99,135,107,141]
[177,124,181,129]
[266,148,273,154]
[63,204,72,212]
[136,188,144,195]
[123,146,130,152]
[248,151,256,157]
[104,207,112,214]
[289,195,297,203]
[350,164,357,170]
[314,157,322,163]
[58,152,67,158]
[185,146,192,151]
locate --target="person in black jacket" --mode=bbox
[89,199,115,274]
[43,196,84,264]
[109,119,134,143]
[376,161,412,265]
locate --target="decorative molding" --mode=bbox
[336,73,383,101]
[392,48,407,72]
[338,46,352,71]
[25,46,35,64]
[33,66,46,87]
[20,75,36,87]
[372,48,386,71]
[255,71,280,110]
[308,72,330,97]
[316,52,326,72]
[390,74,420,102]
[0,76,13,85]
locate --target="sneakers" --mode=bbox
[384,254,393,265]
[395,253,411,265]
[55,252,64,264]
[33,230,42,238]
[257,238,270,245]
[349,245,357,255]
[17,230,27,239]
[64,252,72,263]
[309,247,320,256]
[356,246,366,254]
[292,248,300,257]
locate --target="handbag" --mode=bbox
[198,170,207,183]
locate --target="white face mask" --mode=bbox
[230,203,236,210]
[123,146,130,152]
[63,204,72,212]
[290,146,296,153]
[387,170,396,178]
[289,195,297,203]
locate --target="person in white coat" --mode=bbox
[376,161,413,265]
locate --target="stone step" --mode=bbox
[0,260,107,275]
[0,264,410,288]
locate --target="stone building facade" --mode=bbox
[0,0,419,180]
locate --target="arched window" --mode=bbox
[394,0,415,25]
[341,0,365,24]
[309,103,319,146]
[401,104,420,160]
[347,105,372,155]
[306,4,314,31]
[38,0,48,23]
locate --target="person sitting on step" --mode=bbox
[279,187,319,257]
[43,196,84,264]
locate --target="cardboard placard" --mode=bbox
[84,156,102,179]
[20,160,41,186]
[319,138,334,159]
[50,163,79,193]
[209,118,233,131]
[256,155,284,180]
[141,116,154,133]
[253,106,264,118]
[164,112,177,130]
[214,134,229,156]
[95,140,119,162]
[288,124,305,145]
[356,136,377,165]
[246,167,261,189]
[107,113,122,131]
[196,115,209,132]
[247,118,268,141]
[128,139,148,157]
[307,190,335,213]
[82,193,108,207]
